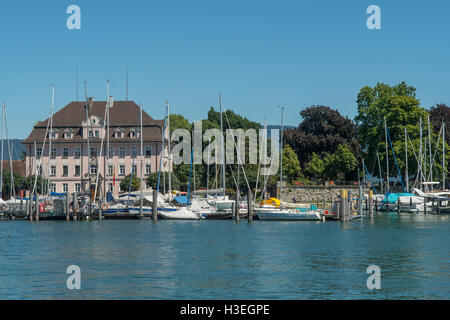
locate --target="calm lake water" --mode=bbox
[0,213,448,299]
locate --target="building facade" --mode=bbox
[23,100,170,197]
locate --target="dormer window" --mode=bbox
[129,128,140,139]
[64,128,74,139]
[114,128,125,139]
[49,129,59,140]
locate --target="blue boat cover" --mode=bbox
[106,192,115,203]
[382,193,414,204]
[50,191,67,197]
[174,195,190,204]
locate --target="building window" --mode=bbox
[63,165,69,176]
[95,130,99,138]
[37,148,42,158]
[119,147,126,158]
[65,132,72,139]
[36,165,43,176]
[75,183,81,192]
[63,183,69,193]
[132,165,137,174]
[145,146,152,158]
[108,183,113,193]
[50,183,56,192]
[51,148,57,159]
[90,147,97,158]
[108,165,113,177]
[90,165,98,175]
[145,164,151,175]
[109,147,114,159]
[89,130,93,138]
[63,148,69,158]
[131,147,137,158]
[119,165,125,176]
[75,165,81,176]
[50,166,56,176]
[75,147,81,158]
[115,131,124,138]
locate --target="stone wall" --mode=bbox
[280,186,370,203]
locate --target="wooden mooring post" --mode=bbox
[26,199,31,221]
[235,188,240,222]
[66,195,70,221]
[152,190,158,221]
[98,198,103,221]
[369,190,374,218]
[339,189,350,222]
[247,189,253,222]
[34,193,39,222]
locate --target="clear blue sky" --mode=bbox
[1,0,449,138]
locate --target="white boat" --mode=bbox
[256,206,322,221]
[208,195,234,212]
[159,206,203,220]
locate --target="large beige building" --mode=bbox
[23,99,170,197]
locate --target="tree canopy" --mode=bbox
[283,105,360,179]
[120,174,141,192]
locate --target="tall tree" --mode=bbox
[429,103,450,142]
[284,105,361,170]
[355,82,431,182]
[281,145,303,183]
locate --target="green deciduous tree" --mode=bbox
[323,145,358,181]
[120,174,141,192]
[305,153,324,179]
[281,145,303,183]
[284,105,361,172]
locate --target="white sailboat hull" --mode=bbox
[256,208,322,221]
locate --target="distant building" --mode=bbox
[23,100,170,197]
[0,160,26,177]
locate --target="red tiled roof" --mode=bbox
[23,100,165,144]
[0,160,26,177]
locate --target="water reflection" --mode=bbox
[0,214,448,299]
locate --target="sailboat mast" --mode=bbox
[424,123,427,190]
[384,118,389,193]
[4,105,14,198]
[428,115,432,184]
[443,122,446,190]
[405,127,409,193]
[280,106,284,205]
[419,117,423,190]
[377,152,383,194]
[219,93,225,196]
[140,104,143,214]
[47,85,55,195]
[166,100,171,199]
[0,103,4,199]
[106,84,111,197]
